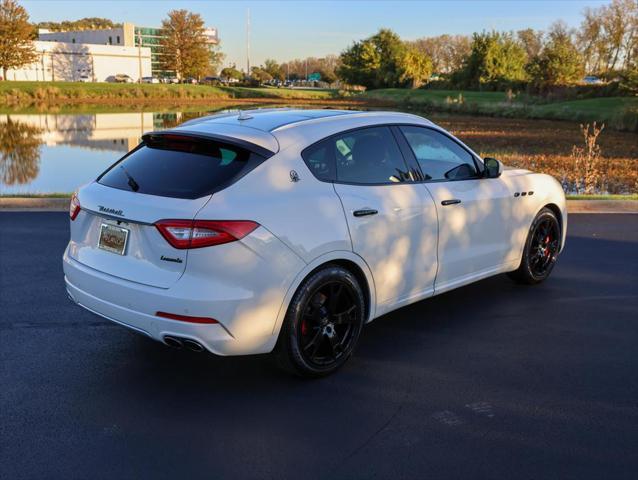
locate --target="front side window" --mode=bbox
[400,126,478,181]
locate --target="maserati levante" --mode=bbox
[63,109,566,376]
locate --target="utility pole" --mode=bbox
[246,8,251,76]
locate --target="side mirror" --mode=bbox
[483,157,503,178]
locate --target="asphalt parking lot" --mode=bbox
[1,212,637,479]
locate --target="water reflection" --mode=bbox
[0,117,44,186]
[0,112,201,194]
[1,109,635,195]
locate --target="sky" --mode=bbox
[23,0,609,69]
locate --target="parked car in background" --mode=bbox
[201,76,221,85]
[583,75,603,84]
[141,76,160,84]
[182,77,198,84]
[107,74,134,84]
[77,75,92,82]
[63,109,567,377]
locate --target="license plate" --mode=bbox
[98,223,129,255]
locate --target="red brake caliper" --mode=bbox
[544,235,551,257]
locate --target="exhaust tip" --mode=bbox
[163,336,183,349]
[183,339,205,353]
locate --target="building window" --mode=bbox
[72,38,75,43]
[117,36,120,44]
[109,36,112,45]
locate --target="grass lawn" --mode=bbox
[0,81,340,104]
[361,88,637,131]
[529,97,638,122]
[361,88,507,105]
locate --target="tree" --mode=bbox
[517,28,544,59]
[250,66,272,83]
[207,44,225,76]
[457,31,528,88]
[263,58,285,81]
[337,34,382,88]
[36,17,120,32]
[337,28,432,89]
[220,66,243,81]
[577,8,605,73]
[316,68,337,84]
[281,55,339,81]
[527,23,584,87]
[411,34,471,74]
[0,0,37,80]
[159,9,210,80]
[399,43,432,88]
[576,0,638,74]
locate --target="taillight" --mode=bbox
[69,193,81,220]
[155,220,259,249]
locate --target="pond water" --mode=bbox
[1,109,636,195]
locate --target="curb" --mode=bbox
[0,197,636,214]
[0,197,70,211]
[566,200,638,214]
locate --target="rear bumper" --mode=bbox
[65,275,240,354]
[63,247,292,356]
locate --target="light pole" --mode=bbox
[246,8,251,76]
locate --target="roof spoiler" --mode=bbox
[141,130,276,159]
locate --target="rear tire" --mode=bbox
[508,207,561,285]
[275,265,365,378]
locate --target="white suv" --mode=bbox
[64,109,566,376]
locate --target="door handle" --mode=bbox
[353,209,378,217]
[441,199,462,206]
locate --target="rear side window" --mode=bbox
[98,136,260,199]
[302,139,335,182]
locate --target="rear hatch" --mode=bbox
[68,133,271,288]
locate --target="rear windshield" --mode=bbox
[98,136,260,199]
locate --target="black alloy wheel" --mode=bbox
[276,265,365,377]
[508,207,561,284]
[528,217,561,277]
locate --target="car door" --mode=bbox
[397,125,513,293]
[304,126,438,312]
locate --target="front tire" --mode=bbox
[508,207,561,285]
[275,265,365,377]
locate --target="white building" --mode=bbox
[36,22,219,79]
[7,40,152,82]
[38,23,136,47]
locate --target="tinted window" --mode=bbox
[99,137,256,199]
[400,126,478,181]
[335,127,410,184]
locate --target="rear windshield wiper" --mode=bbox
[119,165,139,192]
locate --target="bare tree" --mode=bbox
[411,34,471,74]
[577,0,638,74]
[517,28,544,60]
